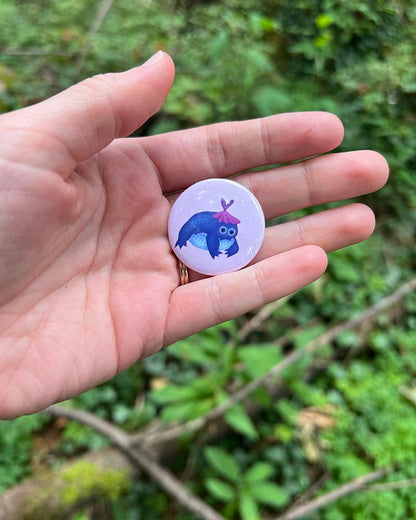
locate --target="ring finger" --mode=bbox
[188,203,374,281]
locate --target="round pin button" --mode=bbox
[168,178,265,276]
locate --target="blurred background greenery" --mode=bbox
[0,1,415,519]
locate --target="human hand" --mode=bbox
[0,52,388,418]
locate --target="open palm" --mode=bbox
[0,53,388,418]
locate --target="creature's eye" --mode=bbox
[219,226,227,234]
[228,228,236,236]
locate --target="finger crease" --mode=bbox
[258,119,272,164]
[294,218,309,245]
[206,278,224,324]
[301,160,318,206]
[206,126,227,176]
[252,265,268,302]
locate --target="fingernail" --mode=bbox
[142,51,164,67]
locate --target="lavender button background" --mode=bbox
[168,179,265,276]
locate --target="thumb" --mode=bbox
[1,51,175,176]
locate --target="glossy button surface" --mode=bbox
[168,179,265,276]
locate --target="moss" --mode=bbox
[14,461,130,520]
[60,461,130,506]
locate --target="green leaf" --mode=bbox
[260,17,276,32]
[239,492,260,520]
[370,331,391,351]
[225,404,258,440]
[238,344,282,378]
[161,398,213,422]
[0,63,18,89]
[169,340,219,365]
[245,462,274,483]
[205,478,235,502]
[337,330,359,348]
[315,13,334,29]
[204,447,241,483]
[292,325,326,349]
[152,384,200,404]
[152,372,223,405]
[273,424,294,443]
[71,513,90,520]
[112,404,132,425]
[249,482,289,508]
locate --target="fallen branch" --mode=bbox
[275,468,389,520]
[366,477,416,492]
[288,472,330,509]
[277,470,416,520]
[140,277,416,446]
[0,48,73,57]
[46,405,226,520]
[237,295,291,342]
[76,0,115,72]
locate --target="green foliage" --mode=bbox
[205,447,242,483]
[327,332,416,465]
[71,513,91,520]
[58,419,110,454]
[317,307,416,518]
[0,1,415,519]
[150,332,232,422]
[203,446,289,518]
[0,414,46,492]
[237,344,282,378]
[111,479,171,520]
[224,404,258,440]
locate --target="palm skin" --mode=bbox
[0,52,388,418]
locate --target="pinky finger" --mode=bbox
[164,245,327,345]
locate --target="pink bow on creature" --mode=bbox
[213,199,241,224]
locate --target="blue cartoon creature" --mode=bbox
[175,199,241,259]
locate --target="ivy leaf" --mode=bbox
[244,462,274,483]
[225,404,258,440]
[152,372,223,405]
[238,344,282,378]
[205,478,235,502]
[315,13,334,29]
[337,330,359,348]
[161,399,213,422]
[250,482,289,508]
[239,492,260,520]
[204,447,241,483]
[292,325,326,349]
[169,339,219,365]
[152,384,201,404]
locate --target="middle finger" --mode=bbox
[167,150,388,219]
[236,149,388,219]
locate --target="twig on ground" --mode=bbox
[237,295,291,342]
[45,405,226,520]
[76,0,115,72]
[46,405,130,448]
[399,385,416,407]
[366,477,416,492]
[139,278,416,446]
[274,468,389,520]
[0,48,73,57]
[289,472,330,509]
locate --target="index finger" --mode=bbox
[140,112,344,193]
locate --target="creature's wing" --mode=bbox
[226,239,239,257]
[206,234,221,258]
